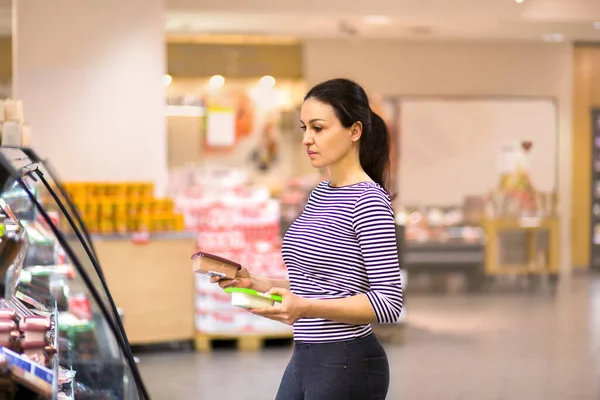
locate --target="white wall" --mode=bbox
[13,0,168,194]
[303,39,573,272]
[399,98,558,205]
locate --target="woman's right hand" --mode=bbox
[210,267,253,289]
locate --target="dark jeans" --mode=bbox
[275,333,390,400]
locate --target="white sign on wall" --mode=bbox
[206,107,236,147]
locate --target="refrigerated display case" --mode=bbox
[0,147,150,399]
[396,205,486,290]
[398,224,486,291]
[398,206,559,291]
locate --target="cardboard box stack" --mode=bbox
[0,98,31,147]
[170,166,290,335]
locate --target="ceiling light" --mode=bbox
[593,22,600,30]
[208,75,225,89]
[363,15,391,25]
[515,0,524,3]
[542,33,564,42]
[163,74,172,86]
[259,75,276,88]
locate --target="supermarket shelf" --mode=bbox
[90,231,196,241]
[403,241,484,273]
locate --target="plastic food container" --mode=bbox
[224,288,282,309]
[191,251,241,280]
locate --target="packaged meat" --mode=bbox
[44,345,57,356]
[20,316,50,331]
[19,316,50,343]
[191,251,241,279]
[0,321,15,347]
[0,309,16,322]
[20,339,48,367]
[58,368,76,385]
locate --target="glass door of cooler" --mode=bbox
[0,147,150,399]
[591,109,600,270]
[16,148,124,332]
[17,148,98,263]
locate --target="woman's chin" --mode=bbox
[310,159,326,169]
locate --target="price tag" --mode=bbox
[132,231,150,244]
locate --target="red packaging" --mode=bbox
[68,294,92,320]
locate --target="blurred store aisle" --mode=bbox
[138,275,600,400]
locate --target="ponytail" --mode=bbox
[359,110,392,197]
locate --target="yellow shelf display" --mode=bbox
[58,182,184,235]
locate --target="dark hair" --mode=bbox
[304,78,392,195]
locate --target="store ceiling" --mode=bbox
[0,0,9,36]
[0,0,599,42]
[165,0,600,42]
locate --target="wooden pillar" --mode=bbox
[571,45,600,269]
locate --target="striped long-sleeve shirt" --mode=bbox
[282,181,403,342]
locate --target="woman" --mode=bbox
[211,78,403,400]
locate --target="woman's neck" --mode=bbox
[328,153,372,188]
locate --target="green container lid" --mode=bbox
[224,287,283,302]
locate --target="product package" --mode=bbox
[224,287,282,309]
[191,251,241,279]
[2,100,23,123]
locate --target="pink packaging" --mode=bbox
[20,317,50,343]
[0,321,16,347]
[0,309,16,322]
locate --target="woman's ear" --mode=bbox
[350,122,363,142]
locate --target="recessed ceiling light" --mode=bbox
[542,33,564,42]
[363,15,391,25]
[208,75,225,89]
[594,22,600,30]
[515,0,524,3]
[259,75,276,88]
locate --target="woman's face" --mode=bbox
[300,98,358,169]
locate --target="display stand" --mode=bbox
[482,217,560,285]
[397,224,486,291]
[93,233,196,345]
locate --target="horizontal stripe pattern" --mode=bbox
[282,181,403,342]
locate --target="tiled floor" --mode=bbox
[137,274,600,399]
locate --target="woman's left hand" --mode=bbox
[251,288,307,325]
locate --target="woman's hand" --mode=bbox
[209,267,252,289]
[251,287,307,325]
